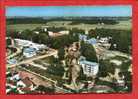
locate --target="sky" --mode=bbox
[6,6,132,17]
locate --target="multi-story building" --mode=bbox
[78,60,99,77]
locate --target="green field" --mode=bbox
[7,20,132,31]
[7,24,46,31]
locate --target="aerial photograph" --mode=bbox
[6,6,132,94]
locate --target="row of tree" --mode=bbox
[7,17,120,25]
[7,27,82,48]
[69,19,119,25]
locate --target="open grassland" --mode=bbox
[7,20,132,31]
[7,24,46,31]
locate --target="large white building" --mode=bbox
[14,39,47,50]
[79,60,99,77]
[14,39,47,58]
[23,47,37,58]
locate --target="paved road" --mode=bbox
[7,49,58,68]
[29,62,47,70]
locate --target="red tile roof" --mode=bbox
[22,77,33,87]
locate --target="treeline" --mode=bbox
[6,18,47,24]
[69,19,119,25]
[7,17,123,25]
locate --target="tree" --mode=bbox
[50,35,72,49]
[70,28,85,34]
[88,29,97,38]
[31,33,39,43]
[98,60,116,77]
[8,88,19,94]
[7,29,19,38]
[80,41,98,62]
[20,29,33,40]
[6,38,12,45]
[36,85,55,94]
[77,67,87,81]
[38,33,49,44]
[48,56,59,64]
[123,71,132,92]
[117,31,131,53]
[46,64,65,77]
[120,61,131,72]
[58,47,65,60]
[33,27,42,32]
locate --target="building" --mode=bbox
[85,30,89,35]
[23,47,37,58]
[41,26,49,32]
[116,79,125,87]
[34,31,39,34]
[98,37,109,44]
[79,34,87,41]
[86,38,97,45]
[9,73,20,81]
[15,39,47,50]
[7,59,17,65]
[14,39,47,58]
[79,34,97,45]
[6,71,36,94]
[48,31,63,37]
[59,30,69,35]
[48,30,69,37]
[97,37,111,49]
[15,39,32,47]
[78,60,99,77]
[30,43,47,51]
